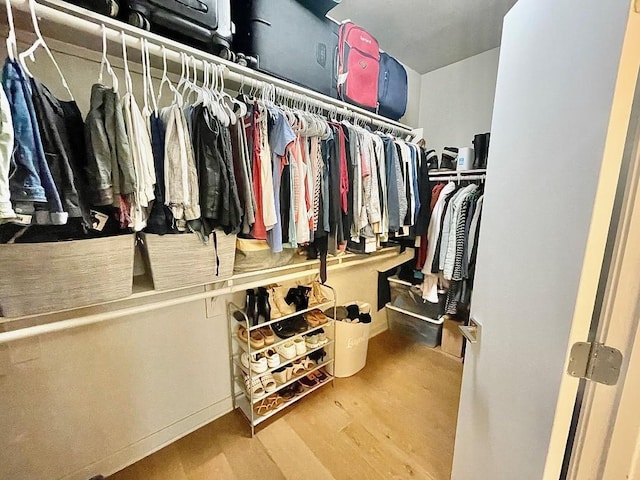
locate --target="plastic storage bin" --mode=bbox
[385,303,443,347]
[388,276,441,318]
[327,303,372,377]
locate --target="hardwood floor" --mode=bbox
[109,331,463,480]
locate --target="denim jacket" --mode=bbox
[2,59,66,224]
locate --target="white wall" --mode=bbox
[400,64,422,128]
[419,48,500,154]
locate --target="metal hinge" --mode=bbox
[567,342,623,386]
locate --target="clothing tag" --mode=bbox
[90,210,109,231]
[13,214,32,226]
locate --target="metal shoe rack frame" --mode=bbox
[227,285,337,436]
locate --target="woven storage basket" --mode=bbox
[141,230,236,290]
[0,234,135,317]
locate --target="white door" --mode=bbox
[451,1,640,479]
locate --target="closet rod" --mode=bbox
[0,250,399,345]
[429,175,486,182]
[8,0,414,135]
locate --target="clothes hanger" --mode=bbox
[5,0,17,61]
[143,39,159,116]
[18,0,74,99]
[98,24,119,92]
[141,38,151,118]
[156,45,181,107]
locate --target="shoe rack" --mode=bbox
[227,283,337,436]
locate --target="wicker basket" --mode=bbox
[140,230,236,290]
[0,234,135,317]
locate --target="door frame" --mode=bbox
[563,56,640,479]
[542,2,640,478]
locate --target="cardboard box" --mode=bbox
[442,316,465,358]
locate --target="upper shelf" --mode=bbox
[3,0,415,135]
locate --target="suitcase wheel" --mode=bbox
[128,11,150,31]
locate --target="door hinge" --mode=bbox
[567,342,623,386]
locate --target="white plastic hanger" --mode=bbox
[140,38,151,118]
[18,0,74,99]
[120,31,134,96]
[157,45,181,107]
[143,39,159,116]
[5,0,17,61]
[98,24,119,92]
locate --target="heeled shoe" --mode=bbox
[311,281,329,305]
[270,285,295,317]
[245,289,258,326]
[256,287,271,324]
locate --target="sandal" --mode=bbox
[304,311,320,328]
[300,357,315,371]
[244,374,265,397]
[253,398,272,416]
[261,373,277,394]
[312,281,329,305]
[309,369,329,384]
[276,341,296,360]
[291,359,306,377]
[265,394,283,410]
[298,374,319,390]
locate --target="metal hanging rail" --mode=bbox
[5,0,415,136]
[429,169,487,182]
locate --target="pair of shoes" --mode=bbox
[245,288,271,326]
[269,285,295,318]
[308,347,326,364]
[309,281,329,305]
[272,365,294,384]
[285,286,311,311]
[272,315,308,339]
[304,309,329,327]
[241,352,268,373]
[253,393,283,416]
[244,372,277,397]
[237,325,275,348]
[275,341,297,360]
[292,357,315,376]
[305,329,328,348]
[279,382,303,401]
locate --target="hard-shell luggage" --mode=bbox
[232,0,339,97]
[127,0,233,57]
[337,21,380,111]
[64,0,120,17]
[296,0,341,17]
[378,52,408,121]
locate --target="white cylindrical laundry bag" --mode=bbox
[327,302,372,378]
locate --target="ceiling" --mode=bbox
[329,0,518,74]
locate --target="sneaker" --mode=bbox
[275,341,296,360]
[305,333,319,349]
[266,349,281,368]
[293,337,307,356]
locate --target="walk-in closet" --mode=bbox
[1,1,640,479]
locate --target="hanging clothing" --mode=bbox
[30,78,91,228]
[2,59,66,224]
[0,85,15,221]
[84,83,135,209]
[122,91,156,231]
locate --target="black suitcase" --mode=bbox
[127,0,233,57]
[233,0,338,97]
[64,0,121,17]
